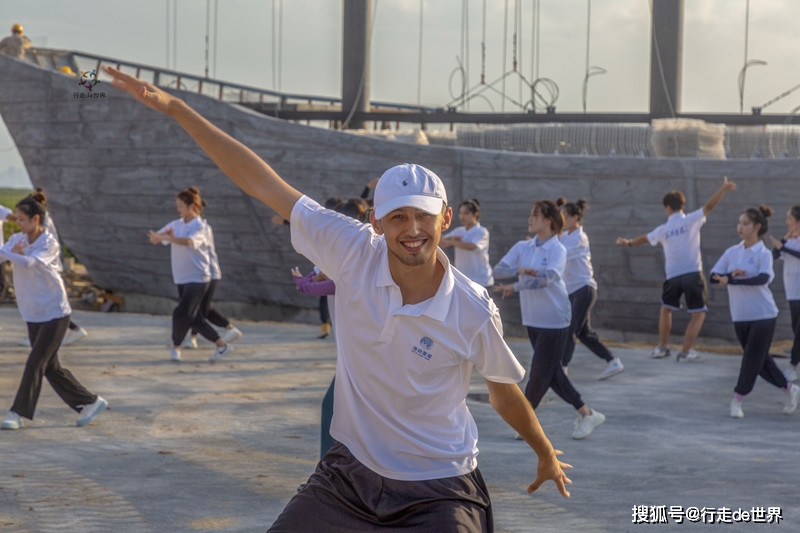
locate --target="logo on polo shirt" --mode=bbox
[412,336,434,360]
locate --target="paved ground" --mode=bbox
[0,306,797,532]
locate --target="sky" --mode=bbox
[2,0,800,187]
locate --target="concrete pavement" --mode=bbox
[0,306,798,532]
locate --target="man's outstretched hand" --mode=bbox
[103,66,179,116]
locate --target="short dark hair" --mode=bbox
[662,190,685,211]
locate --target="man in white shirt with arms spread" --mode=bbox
[104,66,571,532]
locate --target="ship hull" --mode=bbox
[1,54,798,342]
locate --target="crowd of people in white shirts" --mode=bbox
[1,64,798,530]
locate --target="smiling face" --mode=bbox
[372,205,452,268]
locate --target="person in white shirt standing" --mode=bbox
[0,191,106,430]
[149,187,232,363]
[182,223,243,350]
[616,177,736,361]
[557,197,623,380]
[105,66,571,532]
[768,205,800,382]
[710,205,800,418]
[493,199,605,440]
[440,198,494,288]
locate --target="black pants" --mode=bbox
[733,318,787,396]
[563,285,614,366]
[790,300,800,367]
[173,283,220,346]
[525,326,584,410]
[11,315,96,420]
[191,279,231,335]
[269,442,493,533]
[320,296,331,325]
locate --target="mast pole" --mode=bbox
[342,0,372,129]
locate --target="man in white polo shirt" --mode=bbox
[616,177,736,362]
[104,66,571,532]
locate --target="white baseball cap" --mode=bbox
[373,164,448,220]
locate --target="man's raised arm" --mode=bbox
[103,66,302,221]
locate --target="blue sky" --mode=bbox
[2,0,799,187]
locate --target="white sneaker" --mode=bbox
[1,410,23,430]
[181,335,198,349]
[650,345,670,359]
[784,384,800,414]
[170,348,181,362]
[730,398,744,418]
[77,396,108,427]
[18,337,30,347]
[62,327,88,346]
[571,410,605,439]
[676,349,705,362]
[598,358,624,380]
[784,366,798,382]
[221,326,242,344]
[209,343,232,363]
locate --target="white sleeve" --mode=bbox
[469,305,525,384]
[290,195,375,281]
[646,223,665,246]
[710,248,731,275]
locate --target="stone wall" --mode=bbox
[1,54,798,343]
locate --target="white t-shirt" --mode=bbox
[711,240,778,322]
[778,237,800,301]
[559,226,597,294]
[493,236,571,329]
[204,224,222,281]
[647,208,706,280]
[0,231,71,323]
[442,223,494,286]
[158,217,212,284]
[291,196,524,481]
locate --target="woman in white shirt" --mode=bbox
[493,199,605,439]
[150,187,231,363]
[710,205,800,418]
[440,199,494,287]
[183,224,243,349]
[768,205,800,382]
[0,191,106,430]
[557,198,623,380]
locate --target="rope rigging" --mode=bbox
[446,0,558,113]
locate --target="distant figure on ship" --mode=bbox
[0,23,32,60]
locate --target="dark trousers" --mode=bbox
[525,326,584,410]
[11,315,96,420]
[173,283,220,346]
[790,300,800,366]
[191,279,231,335]
[563,285,614,366]
[733,318,787,396]
[320,377,337,461]
[319,296,330,325]
[269,442,493,533]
